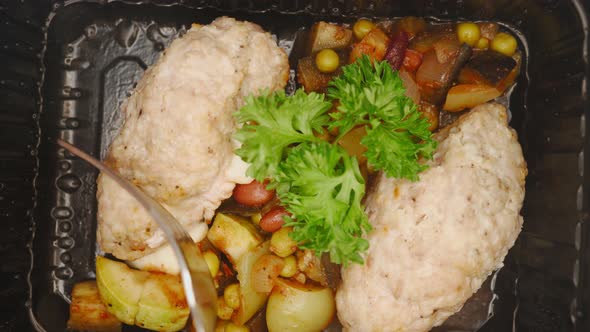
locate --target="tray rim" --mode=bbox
[23,1,590,332]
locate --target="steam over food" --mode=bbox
[97,17,289,260]
[336,103,526,332]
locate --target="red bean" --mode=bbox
[385,31,409,70]
[259,206,290,233]
[233,180,275,207]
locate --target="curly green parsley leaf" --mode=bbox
[274,142,371,265]
[328,55,437,180]
[234,89,332,181]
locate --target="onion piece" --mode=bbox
[416,44,472,106]
[409,24,454,53]
[296,250,328,286]
[416,50,448,85]
[233,242,271,325]
[433,34,461,64]
[251,254,285,293]
[399,70,420,104]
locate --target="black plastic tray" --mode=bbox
[0,1,589,331]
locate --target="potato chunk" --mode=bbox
[68,281,122,332]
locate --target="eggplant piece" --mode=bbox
[433,33,462,63]
[321,253,342,290]
[245,305,269,332]
[218,197,260,216]
[297,54,344,92]
[458,50,517,89]
[416,43,472,106]
[307,22,353,54]
[497,52,522,92]
[393,17,428,39]
[408,24,455,53]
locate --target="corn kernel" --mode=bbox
[223,283,241,310]
[475,37,489,50]
[217,296,234,320]
[251,212,262,226]
[280,255,298,278]
[270,227,298,258]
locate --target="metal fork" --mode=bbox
[57,139,217,332]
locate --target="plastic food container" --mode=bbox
[0,1,588,331]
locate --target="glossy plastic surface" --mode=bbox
[0,1,588,331]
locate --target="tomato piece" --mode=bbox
[349,28,390,63]
[402,49,423,73]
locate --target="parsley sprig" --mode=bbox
[234,56,436,265]
[329,55,437,180]
[275,142,370,265]
[234,89,332,180]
